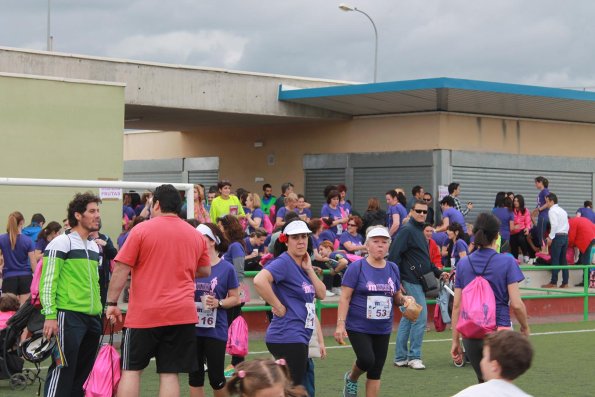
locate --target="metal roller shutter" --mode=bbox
[452,167,593,223]
[123,171,183,184]
[304,168,345,217]
[352,167,433,214]
[188,170,219,190]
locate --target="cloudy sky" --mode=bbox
[1,0,594,88]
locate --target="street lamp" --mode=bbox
[47,0,53,51]
[339,3,378,83]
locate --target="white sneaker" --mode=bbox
[325,290,336,297]
[394,360,408,367]
[332,287,342,296]
[408,359,426,370]
[523,256,530,263]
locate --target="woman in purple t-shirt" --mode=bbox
[451,213,530,383]
[254,220,326,386]
[446,222,468,269]
[533,176,550,245]
[334,226,410,397]
[190,223,240,396]
[0,211,36,304]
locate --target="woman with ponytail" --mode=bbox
[34,221,62,262]
[0,211,36,304]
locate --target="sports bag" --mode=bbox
[83,327,121,397]
[226,316,249,357]
[456,253,498,339]
[433,303,446,332]
[262,214,274,234]
[30,259,44,308]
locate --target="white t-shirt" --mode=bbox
[453,379,533,397]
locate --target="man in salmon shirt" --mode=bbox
[106,184,210,397]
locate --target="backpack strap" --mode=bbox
[468,251,498,277]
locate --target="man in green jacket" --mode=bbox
[40,192,102,397]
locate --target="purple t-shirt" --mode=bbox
[0,233,34,278]
[296,208,312,220]
[339,232,363,252]
[342,259,401,335]
[442,208,467,233]
[244,237,265,254]
[455,249,524,327]
[223,241,246,263]
[387,204,407,236]
[246,208,265,233]
[319,230,336,244]
[265,253,316,345]
[537,188,550,218]
[339,201,352,214]
[275,206,296,223]
[492,208,514,240]
[321,205,345,235]
[194,259,239,341]
[35,238,49,253]
[452,239,469,265]
[432,232,449,247]
[577,207,595,223]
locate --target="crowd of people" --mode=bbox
[0,175,593,397]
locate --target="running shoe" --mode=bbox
[224,364,235,378]
[408,359,426,370]
[332,287,342,296]
[393,360,409,367]
[343,371,358,397]
[325,290,336,297]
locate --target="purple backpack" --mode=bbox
[456,254,498,339]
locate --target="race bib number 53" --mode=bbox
[366,296,392,320]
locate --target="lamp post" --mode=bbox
[339,3,378,83]
[46,0,53,51]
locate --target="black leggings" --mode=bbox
[227,304,245,366]
[266,342,309,386]
[462,338,485,383]
[346,330,390,380]
[188,337,227,389]
[510,233,530,258]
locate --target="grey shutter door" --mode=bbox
[304,168,345,217]
[188,170,219,190]
[352,166,433,214]
[452,167,593,223]
[123,171,183,183]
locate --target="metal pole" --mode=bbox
[0,177,195,219]
[354,8,378,83]
[47,0,52,51]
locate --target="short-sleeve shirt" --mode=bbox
[321,205,345,235]
[451,239,469,265]
[114,216,210,328]
[455,249,524,327]
[224,241,246,263]
[319,230,336,244]
[296,208,312,220]
[537,188,550,218]
[275,206,296,222]
[387,204,407,236]
[264,252,316,345]
[246,208,265,234]
[492,207,514,240]
[339,232,364,252]
[0,233,34,278]
[442,208,468,233]
[35,238,49,253]
[194,259,239,341]
[244,237,265,254]
[577,207,595,223]
[342,259,401,335]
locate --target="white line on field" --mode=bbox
[246,328,595,355]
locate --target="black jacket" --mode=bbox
[388,218,443,285]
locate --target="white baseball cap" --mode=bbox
[196,224,220,244]
[366,226,391,240]
[284,220,312,235]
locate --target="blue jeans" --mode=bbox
[395,281,427,361]
[303,358,315,397]
[549,234,568,284]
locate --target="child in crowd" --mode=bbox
[227,358,307,397]
[0,293,20,330]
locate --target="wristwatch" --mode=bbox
[217,299,223,309]
[106,301,118,307]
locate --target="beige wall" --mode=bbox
[124,112,595,194]
[0,74,125,241]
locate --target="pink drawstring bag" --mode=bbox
[83,331,121,397]
[226,316,249,357]
[30,259,44,308]
[456,254,497,339]
[262,215,274,234]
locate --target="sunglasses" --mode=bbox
[348,223,357,227]
[423,198,432,202]
[414,209,428,214]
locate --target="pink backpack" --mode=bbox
[456,254,498,339]
[30,259,44,308]
[83,333,121,397]
[262,214,274,234]
[226,316,249,357]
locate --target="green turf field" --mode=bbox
[2,321,593,397]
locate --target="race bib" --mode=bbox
[305,302,316,330]
[229,206,238,216]
[366,296,392,320]
[196,302,217,328]
[336,223,343,235]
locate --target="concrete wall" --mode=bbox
[123,111,595,195]
[0,73,125,241]
[124,113,442,193]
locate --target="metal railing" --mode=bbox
[242,265,595,322]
